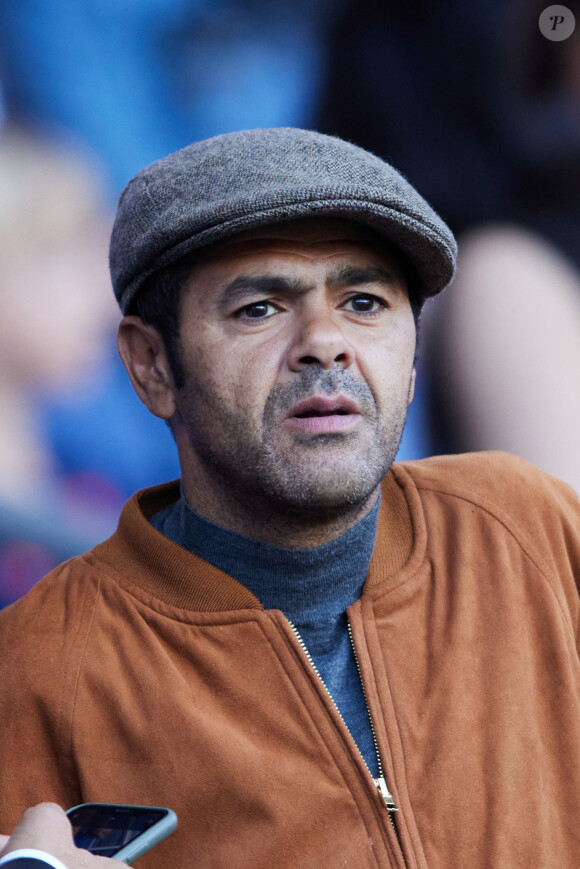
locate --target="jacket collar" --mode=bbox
[93,469,414,612]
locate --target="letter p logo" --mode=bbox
[539,5,576,40]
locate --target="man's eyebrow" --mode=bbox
[325,264,404,289]
[218,275,311,307]
[217,265,404,310]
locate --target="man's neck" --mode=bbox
[179,465,381,549]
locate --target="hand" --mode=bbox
[0,803,116,867]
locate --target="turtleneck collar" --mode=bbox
[150,491,381,622]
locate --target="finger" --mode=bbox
[1,804,117,866]
[2,803,74,855]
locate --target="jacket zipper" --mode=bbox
[287,618,404,860]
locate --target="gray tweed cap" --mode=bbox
[110,127,457,313]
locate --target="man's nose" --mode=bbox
[286,307,356,371]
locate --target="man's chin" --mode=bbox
[260,472,383,518]
[252,430,398,515]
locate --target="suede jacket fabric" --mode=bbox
[1,452,579,869]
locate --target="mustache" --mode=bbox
[263,366,377,420]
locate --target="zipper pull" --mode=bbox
[374,776,399,811]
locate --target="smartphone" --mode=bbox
[66,803,178,864]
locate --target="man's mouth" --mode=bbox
[284,395,362,433]
[294,409,350,417]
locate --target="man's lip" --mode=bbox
[285,394,362,419]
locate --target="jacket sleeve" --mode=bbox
[0,851,69,869]
[403,451,580,647]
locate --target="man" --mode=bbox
[1,128,580,869]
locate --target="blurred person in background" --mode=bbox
[318,0,580,492]
[0,0,338,533]
[0,127,119,606]
[428,223,580,493]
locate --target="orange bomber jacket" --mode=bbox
[1,451,580,869]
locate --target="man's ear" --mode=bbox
[407,368,416,406]
[117,316,178,420]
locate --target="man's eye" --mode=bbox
[344,294,385,314]
[239,301,278,319]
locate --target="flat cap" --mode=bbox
[110,127,457,313]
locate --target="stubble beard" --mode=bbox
[180,366,411,523]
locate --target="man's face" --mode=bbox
[172,223,416,520]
